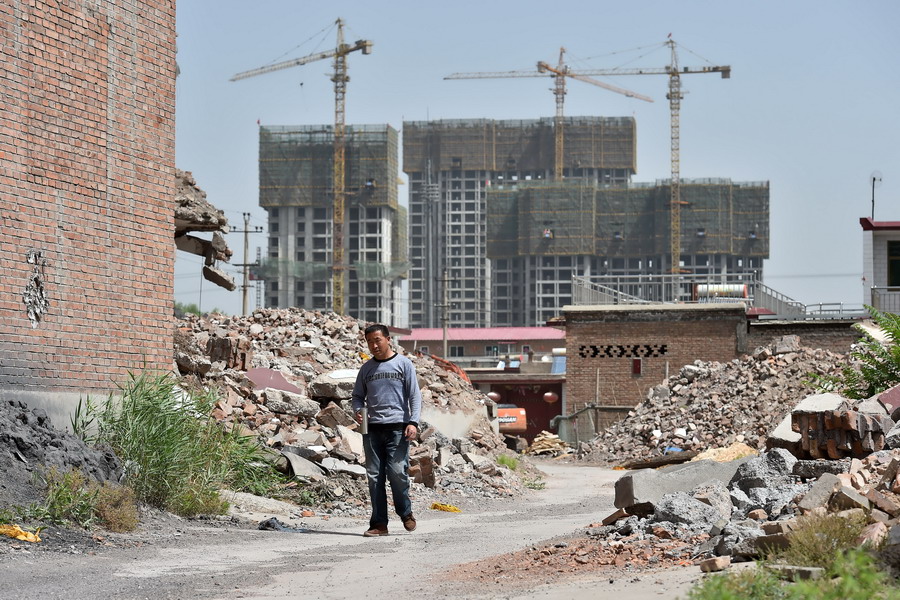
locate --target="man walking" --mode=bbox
[352,324,422,537]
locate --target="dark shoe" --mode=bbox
[363,525,389,537]
[402,513,416,532]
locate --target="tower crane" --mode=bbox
[231,18,372,315]
[445,48,652,181]
[550,38,730,273]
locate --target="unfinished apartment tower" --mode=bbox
[488,179,770,325]
[255,124,409,326]
[404,117,636,328]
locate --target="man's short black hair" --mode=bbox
[364,323,390,338]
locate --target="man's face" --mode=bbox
[365,330,393,360]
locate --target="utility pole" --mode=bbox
[438,268,450,357]
[233,212,263,316]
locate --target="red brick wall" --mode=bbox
[0,1,176,395]
[565,304,747,427]
[747,320,858,355]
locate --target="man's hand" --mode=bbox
[404,424,417,441]
[355,411,363,425]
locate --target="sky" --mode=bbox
[174,0,900,317]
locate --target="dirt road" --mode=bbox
[0,462,714,599]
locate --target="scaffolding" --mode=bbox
[260,124,399,209]
[486,179,769,260]
[403,117,636,174]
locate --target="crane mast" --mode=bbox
[558,39,730,274]
[231,18,372,315]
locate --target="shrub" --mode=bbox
[39,468,99,528]
[788,550,900,600]
[685,567,788,600]
[84,370,284,517]
[810,305,900,398]
[767,511,869,570]
[94,482,138,532]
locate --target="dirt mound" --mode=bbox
[0,399,121,510]
[584,337,848,463]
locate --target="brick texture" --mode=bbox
[0,0,176,392]
[747,320,858,355]
[565,305,748,424]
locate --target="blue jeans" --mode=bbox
[363,427,411,528]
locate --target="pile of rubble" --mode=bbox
[598,436,900,572]
[0,399,121,510]
[174,308,530,513]
[585,336,848,463]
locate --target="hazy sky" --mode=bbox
[175,0,900,317]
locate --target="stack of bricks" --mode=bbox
[792,402,894,459]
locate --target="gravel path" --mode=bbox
[0,462,718,600]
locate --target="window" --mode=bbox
[485,345,499,357]
[890,242,900,286]
[418,346,429,355]
[449,346,464,357]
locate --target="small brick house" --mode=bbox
[564,303,748,431]
[0,0,177,421]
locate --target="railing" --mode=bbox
[571,274,870,320]
[871,288,900,314]
[750,280,806,316]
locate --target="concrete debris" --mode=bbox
[573,335,900,570]
[174,307,533,514]
[585,338,848,464]
[174,169,235,291]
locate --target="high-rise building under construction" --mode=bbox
[403,117,769,328]
[255,124,409,326]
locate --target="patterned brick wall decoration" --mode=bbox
[0,1,176,401]
[564,304,748,430]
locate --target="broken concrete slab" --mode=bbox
[264,388,321,418]
[798,472,842,513]
[280,451,325,482]
[309,369,359,400]
[614,457,751,510]
[320,457,366,478]
[653,492,721,532]
[337,425,363,457]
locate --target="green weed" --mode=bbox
[809,305,900,398]
[83,370,284,517]
[497,454,519,470]
[767,511,869,570]
[523,476,546,490]
[685,567,788,600]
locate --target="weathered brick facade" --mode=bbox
[564,304,748,429]
[0,0,176,412]
[747,320,859,355]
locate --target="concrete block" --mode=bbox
[614,457,751,509]
[830,486,871,511]
[700,556,731,573]
[798,472,841,513]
